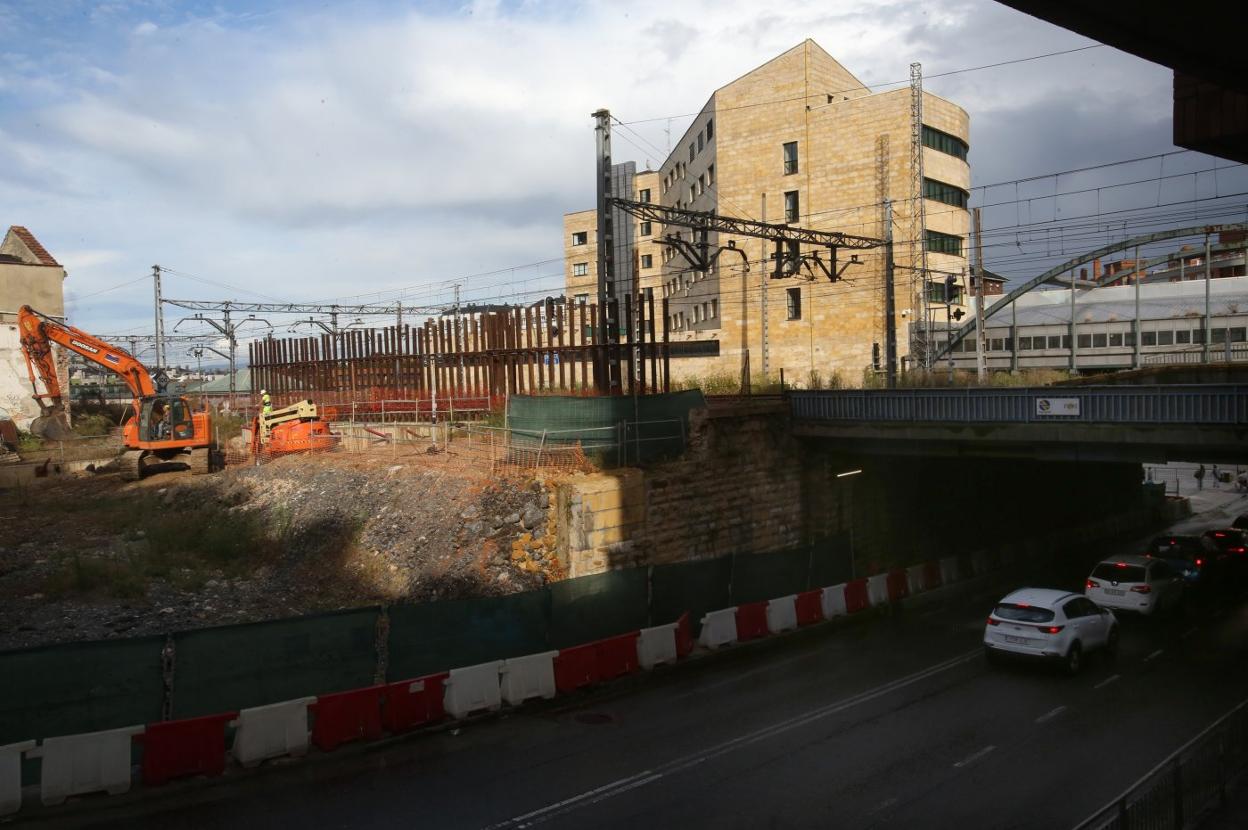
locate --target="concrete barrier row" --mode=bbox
[1,613,696,816]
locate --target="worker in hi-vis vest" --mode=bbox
[261,389,272,415]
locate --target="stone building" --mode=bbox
[0,226,68,426]
[563,39,972,385]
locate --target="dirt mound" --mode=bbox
[0,446,564,649]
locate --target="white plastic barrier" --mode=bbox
[907,564,927,595]
[940,557,959,587]
[29,725,143,806]
[971,551,990,575]
[0,740,34,816]
[766,595,798,634]
[444,661,504,719]
[231,697,314,768]
[867,573,890,607]
[821,584,848,619]
[699,608,739,649]
[637,622,679,670]
[500,652,558,706]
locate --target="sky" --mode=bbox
[2,0,1245,360]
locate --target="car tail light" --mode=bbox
[986,617,1000,626]
[1086,579,1100,589]
[1130,585,1152,594]
[1196,559,1204,567]
[1233,547,1246,555]
[1041,626,1064,634]
[1115,562,1128,568]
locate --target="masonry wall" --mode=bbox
[556,407,1146,579]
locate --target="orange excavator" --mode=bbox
[18,305,213,481]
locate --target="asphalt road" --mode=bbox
[67,490,1248,830]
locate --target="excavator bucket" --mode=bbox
[30,414,74,441]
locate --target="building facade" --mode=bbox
[563,40,972,385]
[0,226,68,426]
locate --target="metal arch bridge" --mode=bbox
[933,222,1248,361]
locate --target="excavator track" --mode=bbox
[188,447,212,476]
[118,450,145,482]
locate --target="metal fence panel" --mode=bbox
[548,569,650,649]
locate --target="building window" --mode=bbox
[923,178,969,209]
[990,337,1004,351]
[640,221,651,236]
[1231,327,1247,342]
[1141,331,1157,346]
[640,254,653,269]
[783,141,798,175]
[693,305,701,323]
[706,118,713,140]
[711,299,718,318]
[574,293,588,305]
[698,174,705,195]
[925,281,963,304]
[689,144,695,163]
[1175,329,1191,344]
[1048,335,1063,349]
[572,262,588,277]
[1092,333,1107,348]
[571,231,588,246]
[921,125,969,161]
[1109,332,1124,347]
[1077,334,1092,349]
[698,132,704,152]
[1156,330,1174,346]
[925,230,963,257]
[784,190,799,224]
[786,286,802,320]
[702,302,709,321]
[639,188,651,203]
[1018,336,1032,350]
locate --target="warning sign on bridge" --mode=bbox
[1035,397,1080,417]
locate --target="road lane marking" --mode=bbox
[953,745,996,768]
[1094,674,1120,689]
[867,797,898,815]
[1144,649,1164,662]
[481,649,982,829]
[1035,705,1066,724]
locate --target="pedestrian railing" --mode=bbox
[1072,697,1248,830]
[790,385,1248,425]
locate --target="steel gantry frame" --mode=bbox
[932,222,1248,361]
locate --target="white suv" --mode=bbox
[984,588,1118,675]
[1085,555,1183,615]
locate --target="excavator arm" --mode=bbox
[18,305,158,436]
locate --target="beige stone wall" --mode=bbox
[0,256,68,426]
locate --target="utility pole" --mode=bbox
[593,108,619,394]
[884,199,898,388]
[1069,267,1078,373]
[1133,245,1142,369]
[152,265,166,373]
[909,63,930,369]
[972,207,987,382]
[1203,234,1212,363]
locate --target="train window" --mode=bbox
[1093,333,1107,348]
[1047,335,1062,349]
[1231,327,1247,342]
[1211,328,1227,344]
[1018,336,1032,350]
[1142,331,1157,346]
[1109,333,1123,347]
[1004,337,1013,351]
[1077,334,1092,348]
[1175,330,1191,344]
[1156,330,1173,346]
[1124,332,1136,346]
[991,338,1004,351]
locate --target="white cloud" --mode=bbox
[132,20,158,36]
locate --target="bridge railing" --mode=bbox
[789,385,1248,425]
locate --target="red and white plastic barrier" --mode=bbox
[382,673,448,733]
[0,740,34,816]
[940,556,959,586]
[766,595,798,634]
[735,602,769,641]
[500,652,558,706]
[822,584,848,618]
[700,608,738,649]
[866,573,890,607]
[906,564,927,595]
[138,712,235,786]
[444,661,503,719]
[637,622,679,670]
[29,725,144,806]
[795,590,823,626]
[231,698,314,768]
[311,685,386,752]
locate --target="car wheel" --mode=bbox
[1064,642,1083,676]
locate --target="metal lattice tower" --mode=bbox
[909,62,931,368]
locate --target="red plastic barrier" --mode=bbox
[845,579,870,614]
[554,643,600,693]
[382,673,448,734]
[735,601,769,641]
[138,711,236,786]
[594,632,641,680]
[886,569,910,602]
[675,612,694,657]
[311,685,386,751]
[795,590,823,626]
[923,560,942,591]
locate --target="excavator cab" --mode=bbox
[137,396,195,442]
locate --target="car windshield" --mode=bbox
[1092,563,1147,582]
[993,603,1055,623]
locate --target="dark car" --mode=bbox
[1233,513,1248,531]
[1144,535,1220,584]
[1203,529,1248,557]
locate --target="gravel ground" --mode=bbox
[0,445,563,650]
